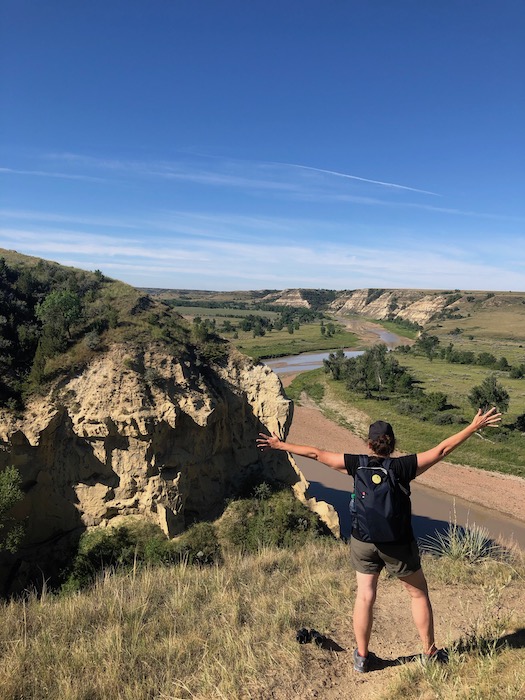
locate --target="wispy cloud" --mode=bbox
[0,166,107,183]
[46,153,304,193]
[44,151,440,200]
[269,161,440,196]
[0,209,141,229]
[2,223,524,291]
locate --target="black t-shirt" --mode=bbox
[344,453,418,542]
[344,453,417,483]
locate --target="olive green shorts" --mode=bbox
[350,536,421,578]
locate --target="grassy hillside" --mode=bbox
[0,250,229,410]
[0,539,522,700]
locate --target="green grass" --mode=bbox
[173,305,280,320]
[397,354,525,421]
[231,323,359,360]
[288,367,525,478]
[427,306,525,365]
[367,318,421,340]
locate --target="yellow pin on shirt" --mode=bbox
[372,474,382,484]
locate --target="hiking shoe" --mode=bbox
[421,648,449,666]
[353,648,378,673]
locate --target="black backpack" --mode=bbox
[351,455,411,543]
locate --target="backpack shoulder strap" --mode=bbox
[383,457,410,496]
[358,454,369,468]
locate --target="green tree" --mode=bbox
[36,290,82,339]
[325,322,336,338]
[0,466,25,552]
[467,374,510,413]
[477,352,497,368]
[414,333,440,361]
[339,344,416,399]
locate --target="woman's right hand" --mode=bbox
[256,432,282,452]
[470,407,502,431]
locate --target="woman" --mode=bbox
[257,406,501,672]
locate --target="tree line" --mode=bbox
[192,308,327,340]
[323,344,521,429]
[402,332,525,379]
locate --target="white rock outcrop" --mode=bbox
[0,344,338,589]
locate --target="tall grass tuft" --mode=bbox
[420,513,506,564]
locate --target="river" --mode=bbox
[264,327,401,375]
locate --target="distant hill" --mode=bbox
[142,286,525,341]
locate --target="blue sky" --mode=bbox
[1,1,524,291]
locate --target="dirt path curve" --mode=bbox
[282,375,525,526]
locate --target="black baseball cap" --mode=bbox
[368,420,395,441]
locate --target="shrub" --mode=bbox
[63,526,140,591]
[219,490,326,554]
[0,466,25,552]
[143,366,162,386]
[61,521,217,592]
[468,374,510,413]
[396,398,425,418]
[432,412,466,426]
[83,330,101,350]
[424,391,448,412]
[515,413,525,432]
[171,521,222,565]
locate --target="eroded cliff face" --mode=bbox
[262,289,311,308]
[0,345,338,591]
[260,288,452,325]
[330,289,450,325]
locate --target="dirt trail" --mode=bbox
[280,579,522,700]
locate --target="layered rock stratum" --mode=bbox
[266,288,454,324]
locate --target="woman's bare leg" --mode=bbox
[400,568,436,654]
[353,572,380,657]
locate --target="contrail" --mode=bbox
[275,162,440,196]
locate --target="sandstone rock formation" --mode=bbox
[262,289,311,308]
[260,287,453,325]
[330,289,451,325]
[0,344,338,591]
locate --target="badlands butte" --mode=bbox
[1,248,525,593]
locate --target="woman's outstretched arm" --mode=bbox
[256,432,347,473]
[416,407,502,476]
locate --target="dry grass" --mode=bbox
[0,541,524,700]
[0,542,351,700]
